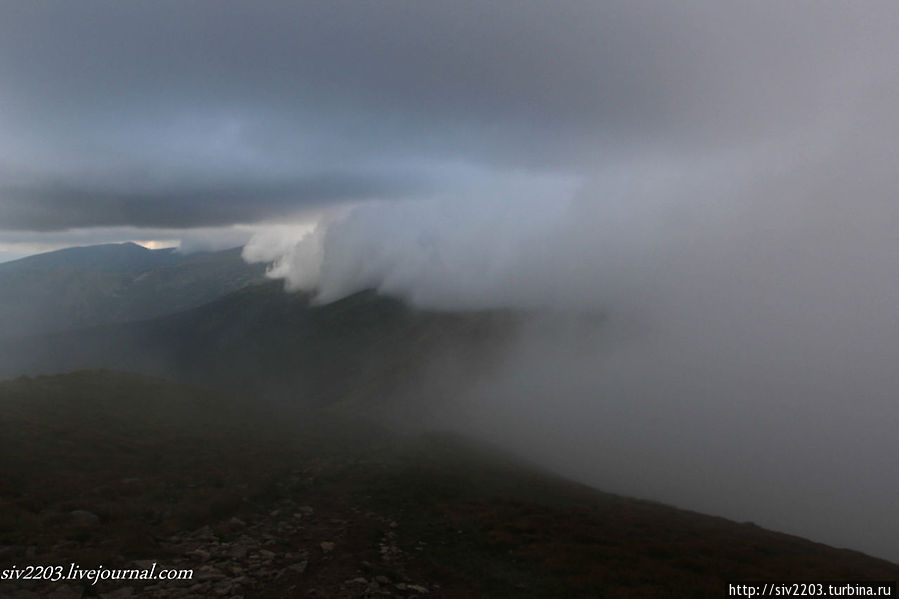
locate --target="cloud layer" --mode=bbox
[3,1,894,235]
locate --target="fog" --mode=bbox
[2,0,897,562]
[246,36,899,561]
[250,147,899,560]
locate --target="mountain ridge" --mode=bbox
[0,242,268,339]
[0,280,519,408]
[0,242,180,274]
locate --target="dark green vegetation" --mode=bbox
[0,280,517,407]
[0,243,267,339]
[1,371,896,598]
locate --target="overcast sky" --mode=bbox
[3,1,899,562]
[2,1,894,256]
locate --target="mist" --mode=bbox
[246,62,899,562]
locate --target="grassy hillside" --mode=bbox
[0,243,267,338]
[1,371,896,598]
[0,282,519,409]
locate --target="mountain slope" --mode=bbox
[0,242,182,273]
[0,243,267,338]
[0,281,519,408]
[1,371,896,598]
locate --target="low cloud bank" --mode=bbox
[241,1,899,561]
[245,123,899,560]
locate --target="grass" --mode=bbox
[1,370,897,598]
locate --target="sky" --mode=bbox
[2,1,899,560]
[3,1,893,259]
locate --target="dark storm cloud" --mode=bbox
[0,173,416,230]
[2,0,891,233]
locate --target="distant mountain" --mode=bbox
[1,241,182,273]
[0,242,267,338]
[3,370,896,598]
[0,281,518,407]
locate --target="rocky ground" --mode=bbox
[3,372,898,599]
[1,463,455,599]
